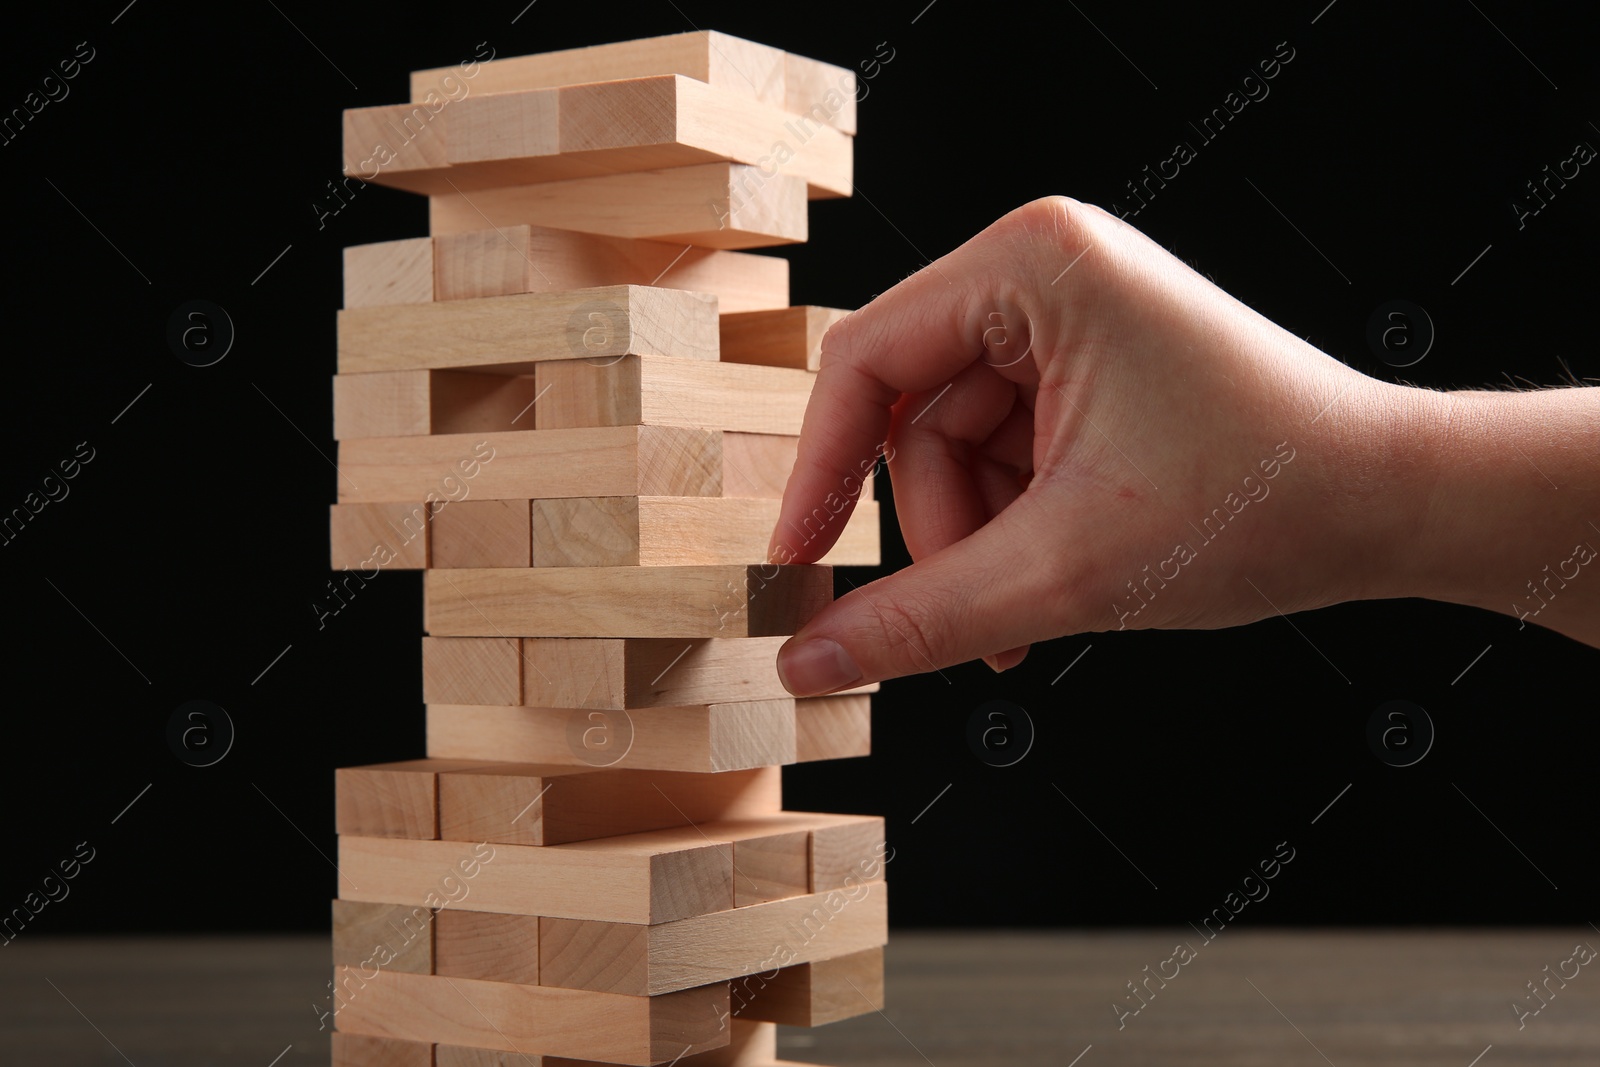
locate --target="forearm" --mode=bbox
[1387,383,1600,647]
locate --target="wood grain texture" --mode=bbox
[344,238,433,308]
[332,1031,433,1067]
[332,968,729,1065]
[329,502,431,570]
[539,884,886,996]
[732,947,883,1027]
[331,899,434,976]
[535,356,812,435]
[337,831,733,924]
[718,306,849,371]
[435,764,782,846]
[336,426,721,504]
[443,76,851,198]
[337,285,718,376]
[809,815,888,894]
[432,224,788,312]
[422,637,523,706]
[410,31,794,118]
[785,52,858,135]
[429,164,806,249]
[435,907,538,985]
[431,499,533,568]
[528,496,875,567]
[423,565,833,639]
[794,695,872,763]
[424,700,798,773]
[733,830,810,908]
[335,759,455,839]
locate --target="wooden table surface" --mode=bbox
[3,930,1596,1065]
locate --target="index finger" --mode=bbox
[768,199,1058,564]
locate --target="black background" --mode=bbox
[0,0,1594,937]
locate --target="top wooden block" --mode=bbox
[342,75,852,199]
[410,31,856,135]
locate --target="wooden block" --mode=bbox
[429,164,806,249]
[425,700,798,773]
[531,496,875,568]
[431,499,532,568]
[329,502,431,571]
[675,1019,777,1067]
[344,238,433,308]
[332,968,728,1066]
[411,31,791,116]
[432,225,788,312]
[785,52,858,135]
[539,884,887,996]
[794,695,872,763]
[732,947,884,1026]
[437,764,782,846]
[809,814,887,894]
[332,899,434,976]
[336,426,721,504]
[341,101,455,193]
[338,829,733,923]
[337,285,718,376]
[535,357,812,435]
[423,565,833,638]
[719,307,849,371]
[335,759,458,839]
[331,1032,432,1067]
[721,432,874,501]
[734,830,809,907]
[436,907,537,984]
[441,76,851,198]
[422,637,522,706]
[434,1046,531,1067]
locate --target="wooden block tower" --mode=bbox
[324,32,887,1067]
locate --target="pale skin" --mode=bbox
[767,197,1600,697]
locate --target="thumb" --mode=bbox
[776,490,1070,695]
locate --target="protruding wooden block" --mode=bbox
[331,968,729,1065]
[341,101,455,193]
[422,637,523,707]
[733,947,885,1026]
[337,285,718,376]
[539,884,886,995]
[332,899,435,976]
[430,164,807,249]
[436,764,782,846]
[436,908,538,984]
[810,814,887,893]
[411,31,796,119]
[794,695,872,763]
[719,306,849,371]
[734,829,810,907]
[331,1032,432,1067]
[329,502,431,571]
[431,499,533,568]
[425,700,798,773]
[431,224,789,312]
[424,565,833,638]
[338,828,733,924]
[335,759,460,839]
[535,357,812,435]
[336,426,722,504]
[344,238,433,308]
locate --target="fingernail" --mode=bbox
[982,655,1003,673]
[777,638,862,696]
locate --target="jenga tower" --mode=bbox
[324,32,887,1067]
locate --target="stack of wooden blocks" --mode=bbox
[325,31,887,1067]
